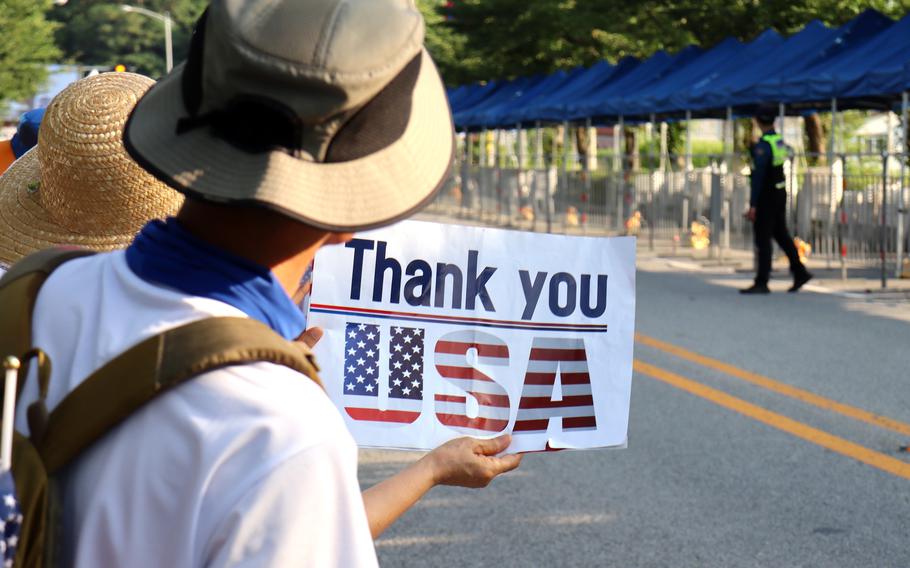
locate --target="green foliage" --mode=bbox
[0,0,60,107]
[417,0,484,86]
[51,0,207,78]
[432,0,910,85]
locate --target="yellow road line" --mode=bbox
[636,332,910,438]
[634,360,910,481]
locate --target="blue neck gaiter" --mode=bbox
[125,218,306,340]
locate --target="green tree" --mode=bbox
[417,0,482,86]
[0,0,60,108]
[433,0,910,82]
[52,0,206,78]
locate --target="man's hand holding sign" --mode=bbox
[308,220,636,454]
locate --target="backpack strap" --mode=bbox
[34,316,322,474]
[0,248,97,400]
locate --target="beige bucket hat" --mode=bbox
[124,0,454,232]
[0,72,184,267]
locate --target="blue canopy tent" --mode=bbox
[759,13,898,108]
[731,10,892,111]
[453,74,543,129]
[446,85,475,111]
[464,68,581,129]
[822,13,910,104]
[689,20,833,111]
[493,66,588,127]
[448,80,507,117]
[513,58,639,124]
[654,29,784,117]
[565,46,703,122]
[602,37,746,120]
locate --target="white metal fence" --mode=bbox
[426,150,910,281]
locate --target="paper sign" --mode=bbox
[308,220,636,453]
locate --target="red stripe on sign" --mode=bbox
[435,341,509,358]
[560,372,592,385]
[345,407,421,424]
[564,416,597,429]
[512,419,549,432]
[436,393,511,408]
[435,365,494,381]
[523,372,556,385]
[513,415,597,431]
[436,413,509,432]
[518,395,594,409]
[472,392,511,408]
[529,348,588,361]
[435,394,467,404]
[522,372,591,385]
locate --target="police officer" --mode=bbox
[741,108,812,294]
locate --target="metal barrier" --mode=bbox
[427,150,910,281]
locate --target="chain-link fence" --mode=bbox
[426,149,910,279]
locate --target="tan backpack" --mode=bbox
[0,248,322,567]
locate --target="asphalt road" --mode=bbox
[360,255,910,568]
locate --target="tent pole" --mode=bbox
[683,110,692,232]
[779,102,795,226]
[551,124,560,230]
[897,92,908,278]
[778,102,785,143]
[534,121,544,228]
[685,110,692,171]
[584,116,593,233]
[660,121,668,172]
[461,130,470,212]
[649,113,657,251]
[480,127,488,219]
[829,98,839,271]
[724,106,734,254]
[516,123,526,225]
[494,128,503,221]
[617,115,626,232]
[562,120,570,216]
[517,123,526,170]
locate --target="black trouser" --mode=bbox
[754,188,806,285]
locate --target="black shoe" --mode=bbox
[789,271,813,293]
[740,284,770,295]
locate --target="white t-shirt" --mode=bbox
[14,251,378,567]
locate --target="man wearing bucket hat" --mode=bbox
[0,73,183,274]
[13,1,520,566]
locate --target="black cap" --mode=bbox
[754,104,777,125]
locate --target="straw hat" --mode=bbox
[0,72,184,266]
[124,0,454,232]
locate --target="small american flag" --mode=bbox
[0,472,21,566]
[513,338,597,433]
[342,323,424,424]
[434,330,511,435]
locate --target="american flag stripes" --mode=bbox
[434,331,511,435]
[514,338,597,433]
[342,322,424,424]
